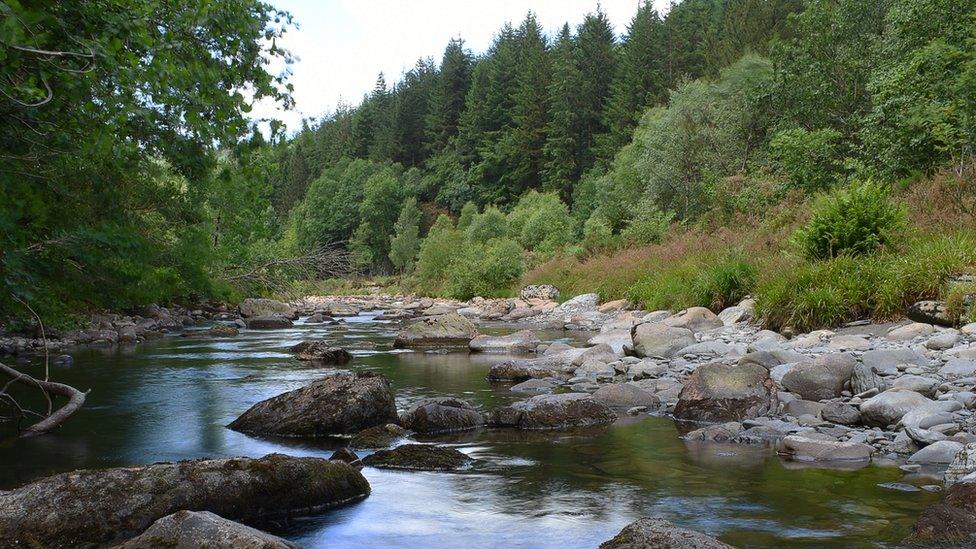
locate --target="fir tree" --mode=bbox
[542,23,582,201]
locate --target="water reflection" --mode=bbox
[0,313,938,547]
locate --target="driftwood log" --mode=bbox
[0,361,87,437]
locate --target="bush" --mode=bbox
[581,215,615,253]
[415,215,461,293]
[621,200,674,245]
[466,206,508,243]
[692,255,758,310]
[626,254,757,312]
[792,180,907,260]
[508,191,573,252]
[769,127,845,190]
[448,238,523,300]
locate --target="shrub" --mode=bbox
[792,180,907,260]
[692,255,758,310]
[449,238,523,300]
[769,127,845,190]
[581,215,615,253]
[508,190,573,252]
[466,206,508,243]
[621,200,674,245]
[415,214,461,293]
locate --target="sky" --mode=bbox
[251,0,673,132]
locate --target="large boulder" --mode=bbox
[858,389,932,427]
[861,348,928,374]
[673,362,775,423]
[361,444,470,471]
[780,353,856,400]
[664,307,723,333]
[592,383,659,409]
[489,393,617,430]
[119,510,295,549]
[599,517,733,549]
[907,481,976,546]
[239,298,295,319]
[850,362,887,395]
[348,424,408,449]
[290,341,352,364]
[588,329,633,354]
[393,313,478,349]
[780,435,873,462]
[520,284,559,302]
[245,314,293,330]
[631,323,695,358]
[908,441,965,465]
[0,454,368,547]
[228,373,397,437]
[907,300,955,327]
[399,397,484,434]
[469,330,541,354]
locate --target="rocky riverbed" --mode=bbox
[3,286,976,546]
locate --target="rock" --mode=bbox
[862,348,928,373]
[859,389,932,427]
[828,335,872,351]
[520,284,559,302]
[554,293,600,315]
[245,315,293,330]
[887,322,935,341]
[399,397,484,434]
[780,435,873,462]
[850,362,887,395]
[290,341,352,364]
[599,517,733,549]
[962,323,976,336]
[592,383,659,409]
[945,443,976,486]
[362,444,470,471]
[486,355,567,381]
[821,402,861,425]
[907,300,954,327]
[630,323,695,358]
[329,447,363,468]
[422,304,457,316]
[598,299,629,314]
[784,399,824,418]
[511,378,559,394]
[893,375,940,397]
[0,454,368,547]
[575,359,615,380]
[906,481,976,545]
[927,331,961,350]
[588,329,633,354]
[780,353,856,400]
[228,373,398,437]
[737,350,808,370]
[239,298,295,319]
[393,313,478,349]
[664,307,723,333]
[718,304,753,326]
[571,343,619,366]
[673,362,775,423]
[348,424,409,449]
[684,422,744,442]
[908,441,965,465]
[940,359,976,378]
[676,340,736,357]
[118,510,295,549]
[469,330,541,354]
[489,393,616,430]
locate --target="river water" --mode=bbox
[0,311,939,547]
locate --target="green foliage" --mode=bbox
[466,207,508,244]
[691,255,757,310]
[581,215,615,253]
[792,181,908,260]
[507,191,573,252]
[456,201,478,231]
[448,238,524,300]
[627,253,757,312]
[389,198,422,273]
[769,128,845,190]
[621,199,675,245]
[415,215,461,293]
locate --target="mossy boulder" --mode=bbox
[118,510,295,548]
[0,454,368,547]
[489,393,617,430]
[600,517,733,549]
[228,373,397,437]
[399,397,484,434]
[392,313,478,349]
[290,341,352,364]
[906,481,976,546]
[362,444,471,471]
[349,423,409,449]
[673,362,775,422]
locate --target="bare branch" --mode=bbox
[0,362,87,437]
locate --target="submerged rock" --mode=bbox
[118,510,295,549]
[673,362,775,423]
[780,435,873,462]
[393,313,478,349]
[907,480,976,545]
[290,341,352,364]
[329,447,363,468]
[469,330,541,354]
[362,444,470,471]
[489,393,617,430]
[228,373,397,437]
[0,454,368,547]
[399,397,484,434]
[599,517,733,549]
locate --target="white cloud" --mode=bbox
[250,0,673,134]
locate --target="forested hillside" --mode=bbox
[2,0,975,329]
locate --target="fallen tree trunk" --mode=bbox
[0,361,87,437]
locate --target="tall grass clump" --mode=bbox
[627,253,758,312]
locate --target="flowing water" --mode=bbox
[0,311,941,547]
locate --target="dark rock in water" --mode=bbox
[392,313,478,349]
[489,393,617,430]
[290,341,352,364]
[673,362,775,423]
[0,454,368,547]
[907,481,976,545]
[329,447,363,468]
[349,423,409,449]
[399,397,484,434]
[228,373,397,437]
[239,298,295,319]
[118,510,295,548]
[469,330,542,354]
[245,314,293,330]
[599,517,733,549]
[592,383,659,409]
[362,444,470,471]
[486,358,560,382]
[182,325,240,338]
[305,313,336,324]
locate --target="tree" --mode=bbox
[574,8,618,173]
[394,59,436,167]
[349,166,404,271]
[542,24,582,200]
[389,197,422,273]
[426,38,472,153]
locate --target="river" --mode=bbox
[0,310,939,547]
